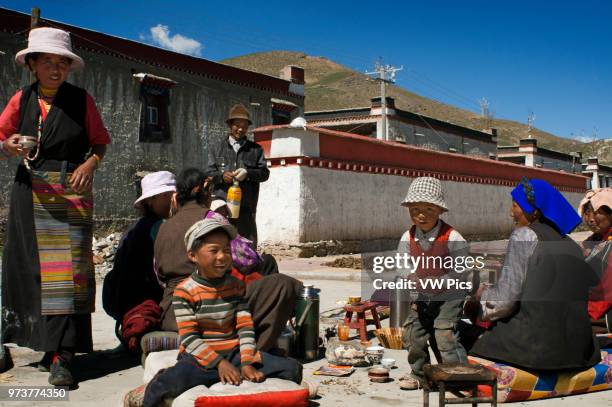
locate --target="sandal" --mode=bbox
[399,376,421,390]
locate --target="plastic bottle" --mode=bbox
[227,179,242,219]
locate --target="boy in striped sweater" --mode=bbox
[144,216,302,407]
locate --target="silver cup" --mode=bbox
[18,135,38,150]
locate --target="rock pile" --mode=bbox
[93,232,122,280]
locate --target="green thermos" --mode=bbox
[294,284,320,361]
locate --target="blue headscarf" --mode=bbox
[511,178,581,235]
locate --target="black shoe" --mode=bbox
[48,360,74,387]
[0,346,13,373]
[37,352,53,372]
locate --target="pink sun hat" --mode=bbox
[15,27,84,71]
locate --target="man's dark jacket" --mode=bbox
[205,137,269,214]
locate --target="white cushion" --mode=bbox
[143,349,179,383]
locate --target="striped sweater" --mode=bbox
[173,271,261,369]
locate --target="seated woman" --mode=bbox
[154,168,303,352]
[470,178,601,370]
[579,188,612,331]
[102,171,176,345]
[209,199,279,279]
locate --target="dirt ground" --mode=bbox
[0,249,611,406]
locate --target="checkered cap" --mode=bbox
[401,177,447,210]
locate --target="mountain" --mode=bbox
[222,51,605,163]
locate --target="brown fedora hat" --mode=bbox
[226,104,252,125]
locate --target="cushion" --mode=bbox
[468,348,612,403]
[173,379,307,407]
[140,331,179,356]
[123,384,146,407]
[143,351,308,406]
[143,349,179,383]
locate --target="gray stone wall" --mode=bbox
[0,32,301,220]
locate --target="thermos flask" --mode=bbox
[294,284,320,361]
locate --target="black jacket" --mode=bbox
[205,137,269,213]
[102,215,164,321]
[470,222,600,370]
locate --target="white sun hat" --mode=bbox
[134,171,176,209]
[15,27,85,71]
[210,199,228,212]
[401,176,448,211]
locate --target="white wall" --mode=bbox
[256,166,303,243]
[256,165,586,244]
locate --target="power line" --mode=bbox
[406,69,482,110]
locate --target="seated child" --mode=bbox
[397,177,470,390]
[143,217,302,407]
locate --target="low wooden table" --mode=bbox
[342,301,381,343]
[423,363,497,407]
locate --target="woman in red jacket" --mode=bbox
[0,27,110,386]
[579,188,612,330]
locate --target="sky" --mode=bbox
[2,1,611,140]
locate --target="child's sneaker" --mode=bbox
[48,358,74,387]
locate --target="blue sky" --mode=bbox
[2,1,611,139]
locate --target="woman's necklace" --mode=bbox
[25,85,57,163]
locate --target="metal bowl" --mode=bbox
[18,135,38,149]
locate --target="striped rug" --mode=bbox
[31,170,96,315]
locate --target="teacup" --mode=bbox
[366,345,385,365]
[381,358,396,369]
[18,135,38,150]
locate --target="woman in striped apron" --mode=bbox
[0,27,110,386]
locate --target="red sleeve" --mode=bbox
[85,93,111,145]
[587,245,612,319]
[0,90,23,141]
[230,267,263,285]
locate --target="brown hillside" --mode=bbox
[222,51,606,162]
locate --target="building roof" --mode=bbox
[252,124,587,191]
[497,144,577,162]
[305,106,495,143]
[0,7,302,98]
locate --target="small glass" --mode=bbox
[337,321,350,341]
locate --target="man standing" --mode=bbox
[205,104,269,245]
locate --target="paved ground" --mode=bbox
[0,232,610,406]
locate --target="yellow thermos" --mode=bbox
[227,179,242,219]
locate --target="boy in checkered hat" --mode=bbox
[396,177,470,390]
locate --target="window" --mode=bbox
[134,73,177,142]
[271,98,297,125]
[272,109,291,125]
[147,106,159,125]
[139,85,170,142]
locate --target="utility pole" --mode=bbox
[29,8,40,83]
[527,111,536,139]
[479,97,489,118]
[366,60,402,141]
[31,7,40,29]
[591,127,599,158]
